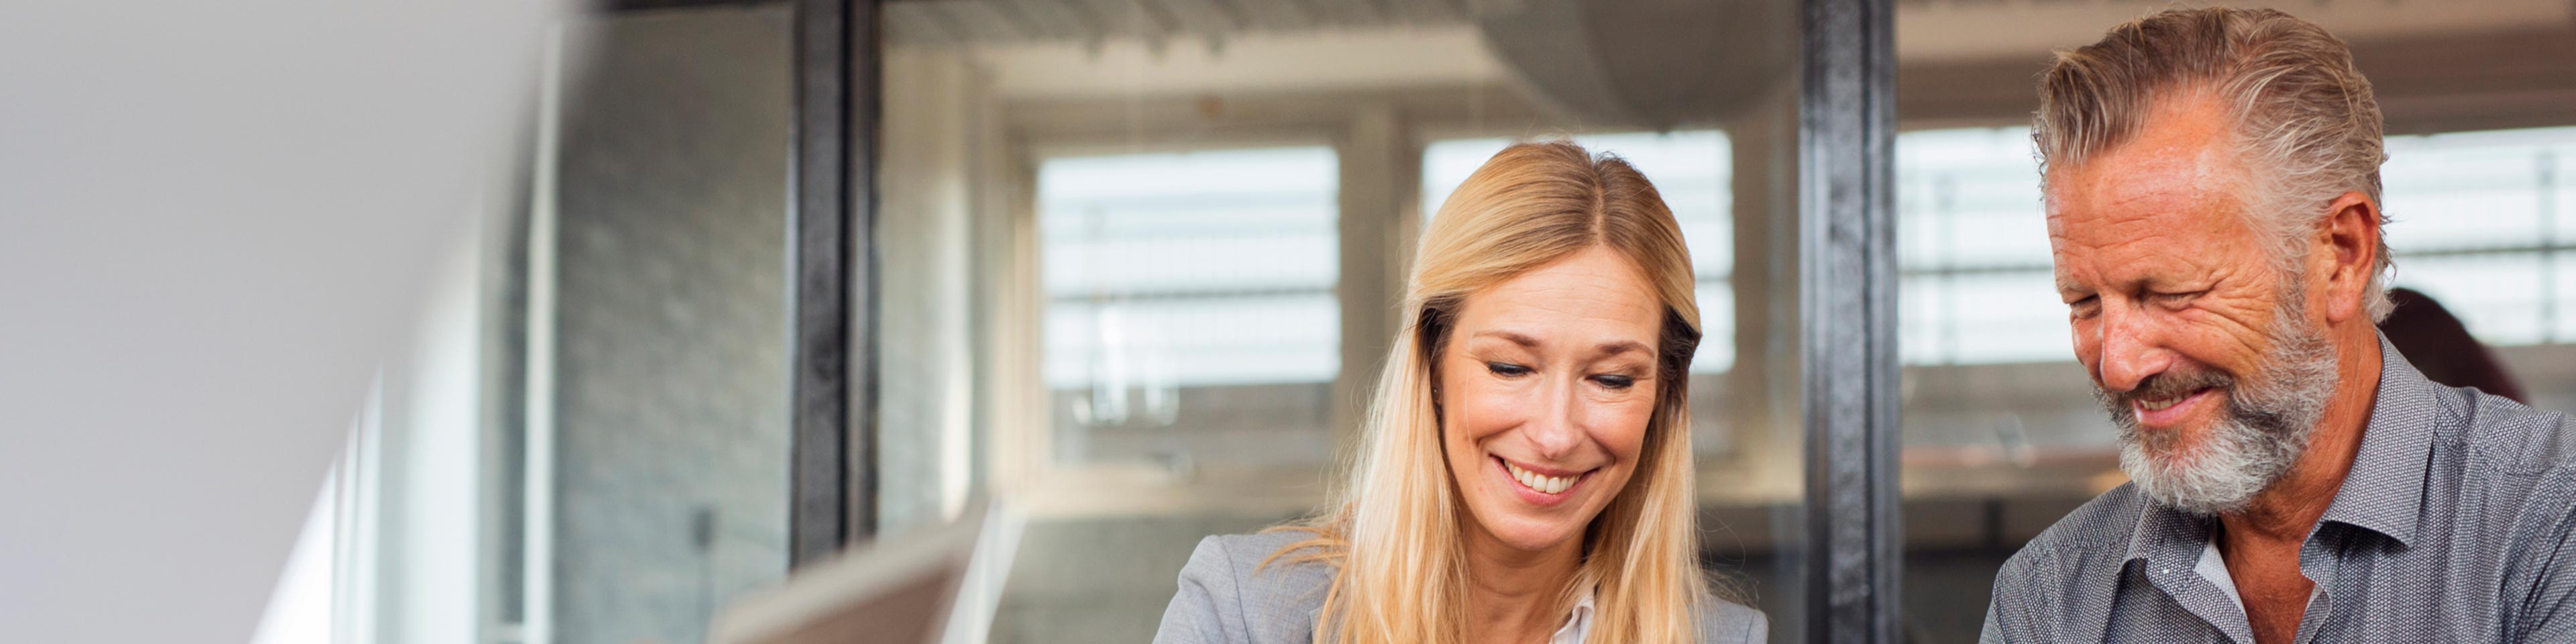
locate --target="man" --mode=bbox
[1982,7,2576,644]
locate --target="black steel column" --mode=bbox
[789,0,881,566]
[1800,0,1900,641]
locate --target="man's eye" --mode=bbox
[2151,290,2204,306]
[1486,362,1532,377]
[1591,374,1635,390]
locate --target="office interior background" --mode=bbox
[166,0,2576,643]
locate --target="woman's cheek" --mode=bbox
[1458,384,1532,433]
[1591,396,1656,459]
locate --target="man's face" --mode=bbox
[2045,97,2339,515]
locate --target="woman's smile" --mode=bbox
[1493,455,1594,504]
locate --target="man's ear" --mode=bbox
[2317,191,2381,324]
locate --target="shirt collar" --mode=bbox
[2125,334,2443,559]
[2317,333,2441,549]
[2125,495,2212,566]
[1548,585,1597,644]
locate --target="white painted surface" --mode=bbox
[0,1,557,641]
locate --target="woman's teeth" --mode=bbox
[1503,460,1576,494]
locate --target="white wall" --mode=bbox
[0,2,555,641]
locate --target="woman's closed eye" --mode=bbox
[1486,362,1534,378]
[1589,374,1635,390]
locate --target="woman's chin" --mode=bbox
[1483,517,1585,553]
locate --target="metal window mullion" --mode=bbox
[1800,0,1901,641]
[2538,150,2558,342]
[790,0,882,566]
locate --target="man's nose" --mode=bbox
[2093,303,2169,393]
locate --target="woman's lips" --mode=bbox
[1493,455,1591,504]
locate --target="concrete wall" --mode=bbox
[549,7,793,644]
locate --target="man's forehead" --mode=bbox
[2045,149,2249,250]
[2045,96,2249,214]
[2044,168,2254,290]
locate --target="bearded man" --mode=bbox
[1981,7,2576,644]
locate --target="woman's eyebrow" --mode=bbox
[1470,329,1542,348]
[1594,341,1650,357]
[1472,330,1649,358]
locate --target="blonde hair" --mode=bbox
[2034,6,2394,321]
[1262,141,1717,643]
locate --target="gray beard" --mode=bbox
[2097,302,2341,517]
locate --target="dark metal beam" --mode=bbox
[789,0,881,566]
[1800,0,1901,641]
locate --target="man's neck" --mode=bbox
[2210,327,2381,644]
[1460,525,1583,643]
[2222,328,2382,545]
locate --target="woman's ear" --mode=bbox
[1417,303,1455,422]
[1429,371,1444,422]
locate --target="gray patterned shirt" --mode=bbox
[1982,337,2576,643]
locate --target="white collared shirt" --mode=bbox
[1550,586,1597,644]
[2195,540,2245,615]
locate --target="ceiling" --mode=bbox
[886,0,2576,130]
[890,0,2576,56]
[887,0,1519,46]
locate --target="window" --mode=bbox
[1896,125,2576,366]
[1036,146,1342,466]
[1419,130,1737,372]
[2381,125,2576,345]
[1896,127,2063,366]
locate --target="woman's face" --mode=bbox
[1439,245,1666,554]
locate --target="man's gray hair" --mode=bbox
[2035,7,2395,321]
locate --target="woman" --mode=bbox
[1152,141,1766,643]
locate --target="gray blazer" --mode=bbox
[1152,531,1768,643]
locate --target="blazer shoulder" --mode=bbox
[1172,530,1336,644]
[1698,596,1769,643]
[1198,530,1337,592]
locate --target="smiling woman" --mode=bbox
[1150,141,1766,644]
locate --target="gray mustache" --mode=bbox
[2097,366,2234,414]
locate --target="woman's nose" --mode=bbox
[1523,378,1584,460]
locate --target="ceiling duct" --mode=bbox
[1477,0,1798,130]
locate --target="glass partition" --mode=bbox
[876,0,1811,639]
[541,7,798,644]
[255,2,2576,642]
